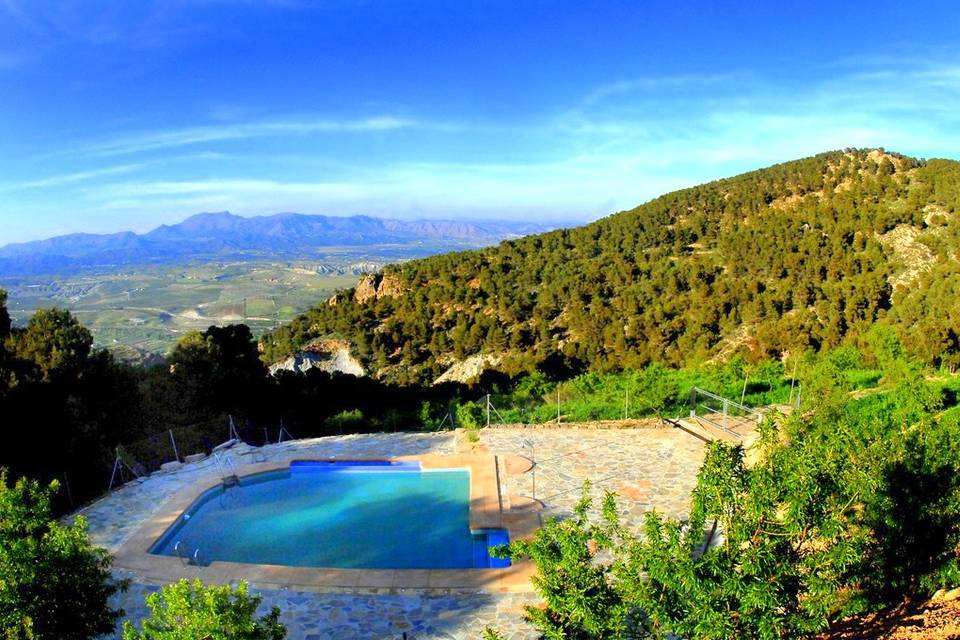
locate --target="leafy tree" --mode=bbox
[497,374,960,640]
[160,324,269,426]
[860,418,960,603]
[122,579,285,640]
[0,290,10,392]
[0,470,125,639]
[865,324,910,382]
[416,399,446,430]
[508,370,554,420]
[4,617,34,640]
[11,308,92,381]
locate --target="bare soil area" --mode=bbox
[821,590,960,640]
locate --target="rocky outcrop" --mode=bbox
[433,354,502,385]
[354,274,379,303]
[878,224,937,289]
[353,272,406,303]
[269,339,365,377]
[377,272,405,298]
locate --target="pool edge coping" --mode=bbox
[112,453,538,594]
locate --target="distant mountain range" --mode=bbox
[0,212,552,276]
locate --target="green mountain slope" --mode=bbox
[261,149,960,383]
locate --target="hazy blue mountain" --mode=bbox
[0,212,552,275]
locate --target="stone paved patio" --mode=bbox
[117,577,533,640]
[83,427,706,639]
[482,427,706,529]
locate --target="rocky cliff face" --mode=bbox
[268,339,365,377]
[433,354,502,385]
[353,272,406,303]
[354,275,378,303]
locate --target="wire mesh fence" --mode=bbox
[100,380,781,494]
[106,415,289,491]
[463,389,664,428]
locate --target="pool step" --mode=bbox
[472,537,489,568]
[472,530,512,568]
[486,529,511,569]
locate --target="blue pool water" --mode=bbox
[151,461,509,569]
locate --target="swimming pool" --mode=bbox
[150,460,510,570]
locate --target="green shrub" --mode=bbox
[455,400,484,430]
[417,400,446,430]
[634,362,679,422]
[503,483,628,638]
[122,579,285,640]
[324,409,364,433]
[0,470,125,640]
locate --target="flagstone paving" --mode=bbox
[481,426,707,530]
[85,426,706,639]
[115,577,533,640]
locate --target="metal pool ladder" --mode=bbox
[213,452,239,487]
[173,540,203,566]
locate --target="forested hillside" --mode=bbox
[262,149,960,383]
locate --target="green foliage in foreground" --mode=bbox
[501,484,630,639]
[496,370,960,640]
[0,471,125,640]
[122,579,286,640]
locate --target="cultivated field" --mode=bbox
[1,254,386,360]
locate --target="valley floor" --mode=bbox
[78,426,706,639]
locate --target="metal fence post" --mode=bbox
[525,439,536,501]
[62,472,74,508]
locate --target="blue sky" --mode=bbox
[1,1,960,243]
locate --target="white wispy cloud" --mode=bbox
[90,178,368,199]
[580,73,737,107]
[0,164,144,192]
[82,153,692,225]
[554,57,960,173]
[72,116,424,157]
